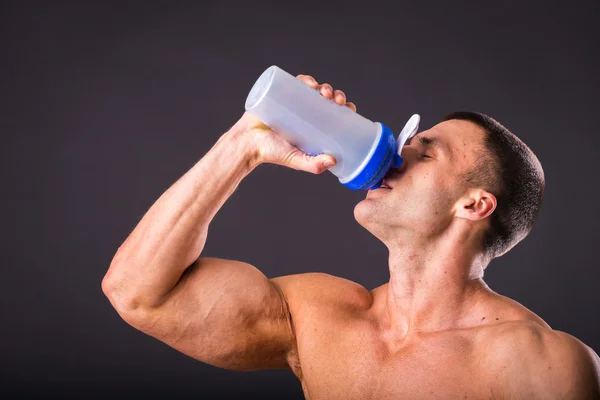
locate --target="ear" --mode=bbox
[454,189,497,222]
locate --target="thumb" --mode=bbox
[287,151,337,175]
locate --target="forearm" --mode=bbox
[103,128,258,307]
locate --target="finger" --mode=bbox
[319,83,334,98]
[345,102,357,112]
[296,74,319,88]
[287,151,337,175]
[315,154,337,173]
[333,89,346,105]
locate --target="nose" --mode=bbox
[397,157,408,174]
[394,143,415,174]
[384,152,407,181]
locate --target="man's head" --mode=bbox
[354,111,545,263]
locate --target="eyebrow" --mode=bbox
[416,135,452,156]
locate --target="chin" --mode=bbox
[353,198,377,229]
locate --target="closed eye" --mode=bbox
[420,154,432,159]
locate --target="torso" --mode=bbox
[284,274,552,400]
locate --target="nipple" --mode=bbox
[391,114,420,168]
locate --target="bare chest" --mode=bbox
[293,312,503,400]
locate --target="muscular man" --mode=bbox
[102,74,600,399]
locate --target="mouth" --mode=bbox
[380,179,393,189]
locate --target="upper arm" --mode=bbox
[128,257,297,372]
[543,332,600,399]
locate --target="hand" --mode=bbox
[230,74,357,174]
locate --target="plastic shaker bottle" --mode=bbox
[244,65,420,190]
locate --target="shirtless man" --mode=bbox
[102,73,600,399]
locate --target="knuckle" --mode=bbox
[320,84,333,94]
[298,74,314,83]
[298,74,318,87]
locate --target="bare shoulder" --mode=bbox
[482,320,600,399]
[268,273,372,380]
[270,272,373,313]
[490,291,552,328]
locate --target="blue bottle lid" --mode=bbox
[341,115,420,191]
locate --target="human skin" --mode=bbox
[102,74,600,399]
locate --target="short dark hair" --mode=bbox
[442,112,545,261]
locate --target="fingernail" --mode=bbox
[323,159,335,168]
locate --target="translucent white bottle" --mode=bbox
[244,65,420,190]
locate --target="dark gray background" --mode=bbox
[1,0,598,398]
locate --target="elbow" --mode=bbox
[101,251,129,306]
[101,267,153,329]
[101,273,115,300]
[101,265,124,304]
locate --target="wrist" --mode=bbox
[220,126,261,171]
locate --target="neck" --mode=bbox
[381,223,491,339]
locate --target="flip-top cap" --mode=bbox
[341,114,421,190]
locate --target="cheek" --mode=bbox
[407,168,444,193]
[401,171,454,210]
